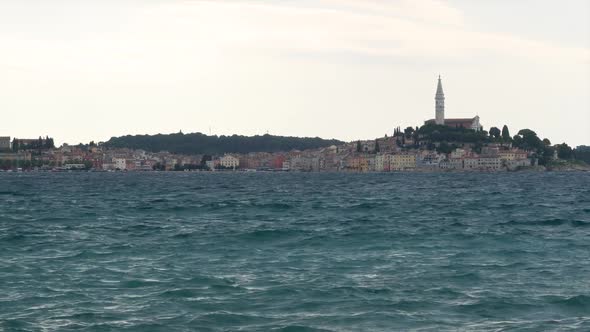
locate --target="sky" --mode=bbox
[1,0,589,146]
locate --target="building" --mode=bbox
[348,155,370,172]
[425,76,482,131]
[505,158,531,170]
[478,157,502,170]
[464,157,479,170]
[206,159,218,170]
[375,154,387,172]
[435,75,445,125]
[0,137,10,151]
[499,149,528,161]
[219,155,240,169]
[391,153,416,171]
[0,151,31,162]
[281,161,291,171]
[113,158,127,170]
[418,152,442,168]
[64,164,86,170]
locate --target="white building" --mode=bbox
[464,158,479,170]
[219,155,240,169]
[505,158,531,170]
[102,163,115,171]
[478,157,502,170]
[206,160,217,170]
[374,154,387,172]
[451,148,467,159]
[114,158,127,170]
[282,161,291,171]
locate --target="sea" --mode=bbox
[1,172,589,331]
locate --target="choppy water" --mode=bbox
[1,172,589,331]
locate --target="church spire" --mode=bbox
[435,75,445,125]
[436,75,444,96]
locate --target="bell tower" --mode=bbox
[435,75,445,125]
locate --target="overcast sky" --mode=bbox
[1,0,589,146]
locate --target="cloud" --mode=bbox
[1,0,587,76]
[121,0,589,64]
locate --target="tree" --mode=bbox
[436,142,454,154]
[46,138,55,149]
[556,143,573,159]
[489,127,501,139]
[542,138,551,146]
[501,125,511,141]
[404,127,415,138]
[104,132,344,155]
[540,146,554,165]
[84,161,94,170]
[514,129,543,151]
[573,146,590,163]
[356,140,362,153]
[374,140,380,153]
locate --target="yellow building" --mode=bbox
[349,156,369,172]
[391,153,416,171]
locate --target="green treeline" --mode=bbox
[103,132,344,155]
[396,123,583,166]
[10,137,55,152]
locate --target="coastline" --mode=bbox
[2,165,589,174]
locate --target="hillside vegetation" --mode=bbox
[103,132,344,155]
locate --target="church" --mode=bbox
[424,76,482,131]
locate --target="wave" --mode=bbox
[502,218,590,227]
[545,295,590,311]
[277,326,335,332]
[348,202,380,210]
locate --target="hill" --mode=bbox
[102,132,344,155]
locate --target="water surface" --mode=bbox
[1,172,589,331]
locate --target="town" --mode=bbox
[1,77,586,173]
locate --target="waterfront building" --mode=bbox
[282,161,290,171]
[64,164,86,170]
[464,157,479,170]
[205,160,216,170]
[478,157,502,170]
[290,155,311,171]
[271,155,286,170]
[418,152,443,168]
[375,154,387,172]
[348,155,370,172]
[505,158,531,170]
[439,157,459,169]
[113,158,127,170]
[391,153,417,171]
[450,158,464,169]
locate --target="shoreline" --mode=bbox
[2,166,589,174]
